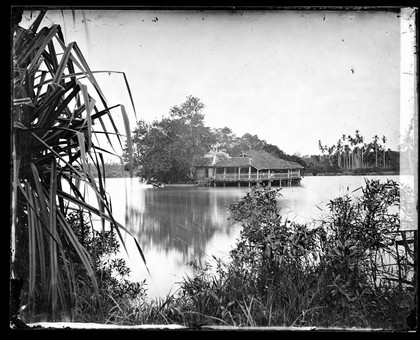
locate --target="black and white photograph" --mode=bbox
[10,6,417,331]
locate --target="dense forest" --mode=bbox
[123,96,305,183]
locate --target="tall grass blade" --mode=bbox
[52,41,75,84]
[28,9,46,33]
[31,186,47,296]
[26,186,37,299]
[49,160,58,317]
[120,104,133,177]
[27,25,60,75]
[56,209,100,297]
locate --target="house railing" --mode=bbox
[214,171,300,181]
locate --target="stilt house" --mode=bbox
[194,149,303,187]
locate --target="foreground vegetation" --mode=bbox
[11,8,140,323]
[18,179,416,330]
[152,180,415,329]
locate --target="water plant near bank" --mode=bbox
[154,181,415,329]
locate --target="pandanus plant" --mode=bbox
[11,9,145,319]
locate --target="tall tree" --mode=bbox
[212,127,236,153]
[336,139,343,168]
[169,97,215,179]
[382,135,387,168]
[372,135,380,168]
[348,135,356,170]
[354,130,364,168]
[129,96,214,183]
[327,145,336,166]
[341,134,348,170]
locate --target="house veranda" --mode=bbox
[194,150,303,187]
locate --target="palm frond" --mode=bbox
[11,11,141,319]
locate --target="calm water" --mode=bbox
[98,175,409,299]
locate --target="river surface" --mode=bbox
[94,175,412,299]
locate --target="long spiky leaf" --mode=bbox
[120,104,133,177]
[56,209,100,297]
[13,12,144,316]
[49,160,58,316]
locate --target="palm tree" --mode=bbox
[372,135,379,168]
[11,10,143,319]
[382,135,387,168]
[327,145,336,166]
[354,130,364,168]
[318,140,328,163]
[358,134,365,168]
[347,135,355,169]
[336,139,343,168]
[344,144,351,170]
[341,134,348,170]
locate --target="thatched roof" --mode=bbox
[194,149,230,166]
[214,157,251,168]
[195,149,303,170]
[240,150,303,170]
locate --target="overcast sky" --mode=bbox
[20,8,404,157]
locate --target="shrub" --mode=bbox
[21,211,146,324]
[174,181,415,329]
[66,212,147,323]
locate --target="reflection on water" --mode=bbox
[126,186,246,263]
[103,175,404,299]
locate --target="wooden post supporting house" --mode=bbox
[248,166,251,187]
[256,169,260,187]
[213,168,216,187]
[238,167,241,187]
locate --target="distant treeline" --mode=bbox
[303,130,400,175]
[89,162,128,178]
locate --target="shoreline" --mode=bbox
[304,171,400,177]
[101,173,402,182]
